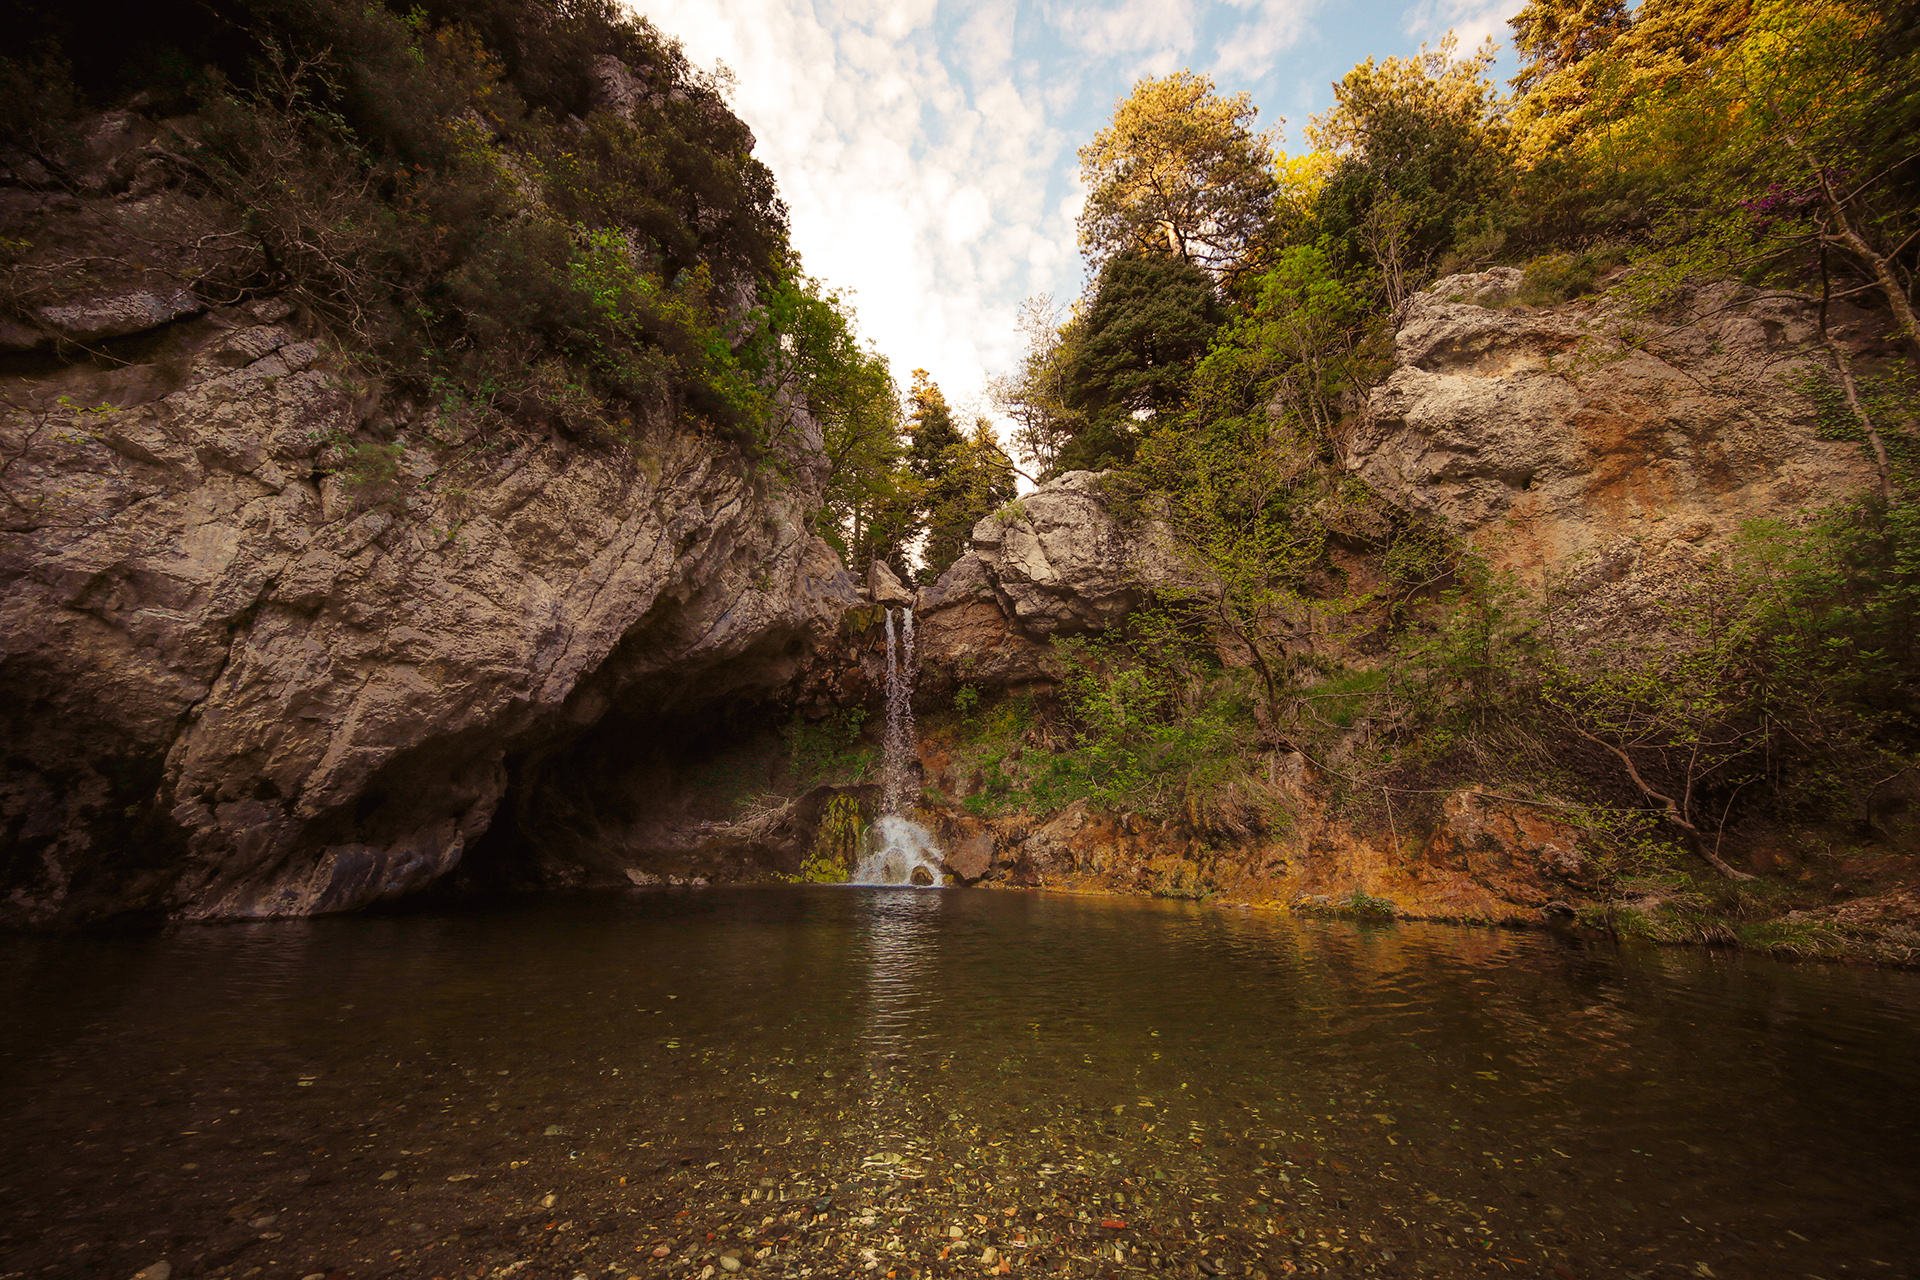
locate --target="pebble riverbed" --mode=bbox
[3,887,1918,1279]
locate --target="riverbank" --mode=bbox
[942,874,1920,969]
[891,787,1920,969]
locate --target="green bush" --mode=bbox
[798,793,864,884]
[785,708,874,787]
[8,0,899,469]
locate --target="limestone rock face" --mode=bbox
[1349,269,1879,646]
[959,471,1176,637]
[916,471,1179,690]
[867,560,913,606]
[0,142,858,925]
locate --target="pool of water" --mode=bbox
[2,887,1917,1279]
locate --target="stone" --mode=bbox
[959,471,1180,638]
[1423,789,1588,907]
[943,832,995,884]
[867,559,913,606]
[915,471,1182,692]
[1349,271,1880,655]
[0,116,862,926]
[36,287,204,344]
[131,1266,171,1280]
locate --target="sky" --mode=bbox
[630,0,1525,432]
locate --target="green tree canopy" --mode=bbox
[1509,0,1632,91]
[906,370,964,481]
[923,421,1018,579]
[1076,71,1280,281]
[1058,251,1224,471]
[1308,37,1511,303]
[990,295,1087,482]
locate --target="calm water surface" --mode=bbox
[2,888,1918,1280]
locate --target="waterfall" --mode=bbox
[852,606,943,887]
[882,607,916,814]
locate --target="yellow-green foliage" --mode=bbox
[799,794,864,884]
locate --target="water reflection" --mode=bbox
[1,889,1917,1279]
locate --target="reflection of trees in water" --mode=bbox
[847,889,948,1175]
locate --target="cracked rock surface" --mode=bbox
[1348,267,1880,648]
[0,131,857,925]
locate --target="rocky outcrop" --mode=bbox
[0,122,859,925]
[866,560,913,606]
[915,471,1180,691]
[1349,268,1880,647]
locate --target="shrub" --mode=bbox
[786,707,874,787]
[799,793,863,884]
[1516,246,1619,305]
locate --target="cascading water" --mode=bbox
[852,606,944,887]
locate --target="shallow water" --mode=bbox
[2,888,1918,1279]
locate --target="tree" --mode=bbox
[990,295,1086,482]
[1191,246,1365,452]
[1509,0,1631,91]
[905,370,963,481]
[923,420,1017,578]
[1076,71,1279,282]
[1308,36,1510,297]
[1714,0,1920,358]
[1058,251,1224,472]
[1506,0,1757,175]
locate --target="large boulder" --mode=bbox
[1348,268,1881,647]
[955,470,1177,637]
[915,471,1180,690]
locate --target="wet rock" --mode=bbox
[130,1265,171,1280]
[943,832,995,884]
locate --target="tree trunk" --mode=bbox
[1819,246,1894,500]
[1572,727,1757,880]
[1816,167,1920,360]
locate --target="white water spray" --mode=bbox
[852,606,943,887]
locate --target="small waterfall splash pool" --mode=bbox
[852,605,943,887]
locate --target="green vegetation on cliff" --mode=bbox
[981,0,1920,897]
[1,0,904,525]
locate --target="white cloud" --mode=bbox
[1047,0,1198,61]
[629,0,1078,425]
[1402,0,1525,55]
[1212,0,1317,82]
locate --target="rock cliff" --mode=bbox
[0,113,859,925]
[1348,267,1881,646]
[897,270,1908,955]
[916,470,1180,691]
